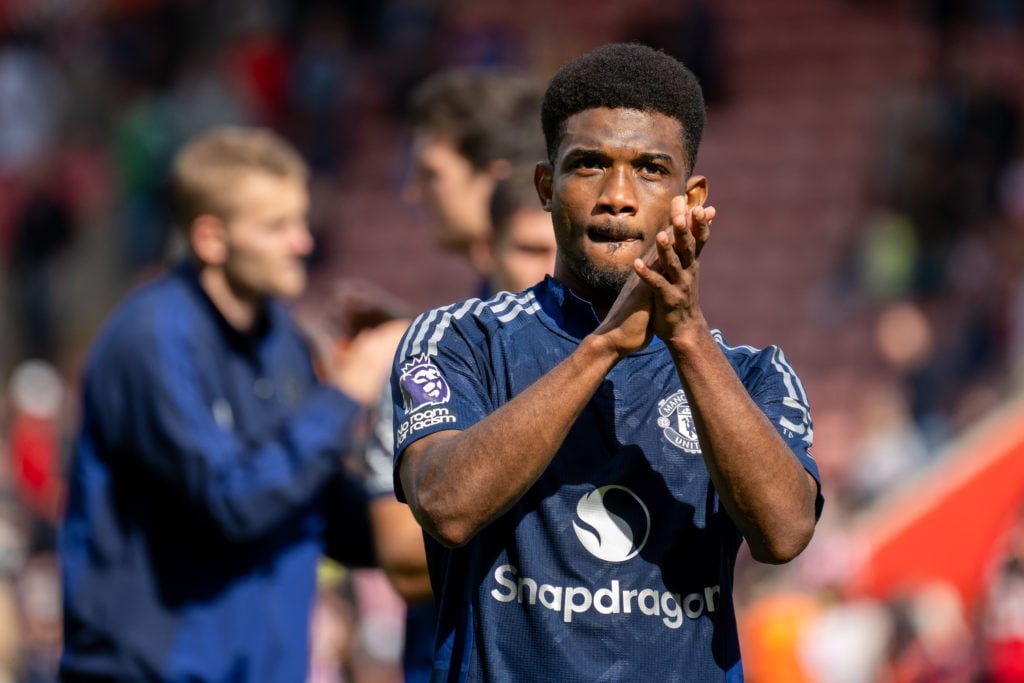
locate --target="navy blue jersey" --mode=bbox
[391,276,821,682]
[60,262,375,682]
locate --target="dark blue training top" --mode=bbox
[60,262,374,683]
[391,276,823,683]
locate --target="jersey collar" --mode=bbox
[534,275,602,339]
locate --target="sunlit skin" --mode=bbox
[192,172,312,331]
[488,206,558,293]
[535,108,712,318]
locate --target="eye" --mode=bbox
[638,162,668,177]
[567,156,603,174]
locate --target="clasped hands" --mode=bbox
[597,197,717,358]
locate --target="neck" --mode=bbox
[199,267,261,332]
[553,267,617,320]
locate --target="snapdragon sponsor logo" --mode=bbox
[490,564,720,628]
[571,485,649,562]
[489,485,719,629]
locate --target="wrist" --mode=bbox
[580,332,628,367]
[666,320,714,361]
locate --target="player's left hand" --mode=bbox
[632,196,716,345]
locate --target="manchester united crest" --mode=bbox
[657,390,701,453]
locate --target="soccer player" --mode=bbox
[59,127,384,683]
[391,43,823,681]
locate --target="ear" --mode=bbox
[190,214,229,266]
[534,162,553,212]
[684,175,708,210]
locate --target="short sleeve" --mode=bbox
[746,344,824,520]
[389,302,493,500]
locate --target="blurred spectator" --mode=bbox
[843,375,929,508]
[0,35,65,176]
[297,279,422,683]
[485,165,557,294]
[7,173,75,365]
[0,498,25,683]
[59,126,381,683]
[307,561,358,683]
[883,581,976,682]
[6,360,66,527]
[801,595,893,683]
[15,552,60,683]
[110,91,176,271]
[287,5,354,175]
[977,511,1024,682]
[403,66,545,280]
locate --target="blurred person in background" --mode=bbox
[58,126,385,683]
[349,67,550,683]
[295,278,413,683]
[485,166,558,295]
[357,168,558,682]
[391,43,821,681]
[977,510,1024,682]
[403,66,545,284]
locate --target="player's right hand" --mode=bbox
[592,246,658,359]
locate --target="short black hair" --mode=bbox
[408,68,546,171]
[541,43,706,175]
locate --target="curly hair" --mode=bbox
[541,43,705,175]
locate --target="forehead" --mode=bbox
[230,171,308,215]
[557,107,686,162]
[411,131,463,167]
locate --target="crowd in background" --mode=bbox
[0,0,1023,681]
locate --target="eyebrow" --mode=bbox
[563,148,607,163]
[562,148,678,166]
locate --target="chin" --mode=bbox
[565,252,632,296]
[275,275,307,300]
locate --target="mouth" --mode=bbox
[586,225,643,244]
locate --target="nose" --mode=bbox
[292,221,315,256]
[596,166,638,216]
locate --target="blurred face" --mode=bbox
[407,132,494,251]
[221,171,313,300]
[489,207,557,293]
[537,108,697,304]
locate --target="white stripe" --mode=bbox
[771,346,809,404]
[400,305,449,360]
[769,346,814,446]
[711,328,762,354]
[488,292,519,315]
[422,299,488,357]
[403,292,542,359]
[496,299,541,323]
[490,291,538,321]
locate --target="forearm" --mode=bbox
[670,328,817,563]
[370,497,433,603]
[400,334,621,547]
